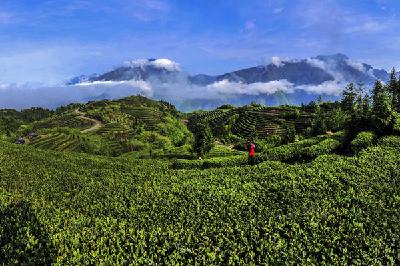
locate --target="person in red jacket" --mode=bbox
[248,142,256,165]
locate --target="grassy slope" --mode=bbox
[1,136,400,264]
[189,105,314,139]
[9,96,190,156]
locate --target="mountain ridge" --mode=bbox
[68,54,391,87]
[65,54,394,111]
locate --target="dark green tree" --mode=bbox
[341,83,357,112]
[372,80,393,134]
[372,80,385,107]
[387,68,400,111]
[387,68,398,95]
[310,104,327,135]
[192,122,213,157]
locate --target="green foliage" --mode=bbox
[157,115,192,146]
[0,200,56,265]
[283,124,296,144]
[372,89,393,134]
[32,113,93,131]
[351,131,376,154]
[188,106,313,143]
[387,68,400,111]
[192,122,213,157]
[174,134,344,169]
[326,107,349,131]
[341,83,357,112]
[1,135,400,264]
[310,104,327,135]
[127,139,149,151]
[392,112,400,135]
[1,95,188,157]
[138,131,173,151]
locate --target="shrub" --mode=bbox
[392,112,400,135]
[128,139,149,151]
[139,131,172,150]
[378,135,400,149]
[351,131,376,154]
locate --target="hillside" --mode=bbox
[2,77,400,264]
[0,95,192,157]
[1,134,399,264]
[188,105,314,141]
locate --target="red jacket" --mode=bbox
[249,143,255,157]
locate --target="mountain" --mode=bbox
[68,59,182,85]
[213,53,388,86]
[67,54,391,111]
[66,73,100,85]
[69,54,389,86]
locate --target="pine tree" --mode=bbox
[386,68,400,111]
[341,83,357,112]
[372,80,393,134]
[372,80,384,107]
[395,73,400,112]
[387,68,398,95]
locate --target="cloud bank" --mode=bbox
[0,76,345,111]
[2,55,378,110]
[0,81,153,110]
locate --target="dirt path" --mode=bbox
[74,109,103,133]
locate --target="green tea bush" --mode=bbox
[172,155,246,169]
[351,131,376,153]
[378,135,400,149]
[1,136,400,264]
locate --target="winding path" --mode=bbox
[74,109,103,133]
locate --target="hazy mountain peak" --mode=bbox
[123,58,181,72]
[315,53,349,62]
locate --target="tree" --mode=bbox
[387,68,400,111]
[372,80,393,134]
[341,83,357,112]
[325,107,349,132]
[192,122,213,157]
[387,68,398,95]
[372,80,385,107]
[310,104,327,135]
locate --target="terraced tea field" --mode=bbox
[1,135,399,264]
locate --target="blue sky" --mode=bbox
[1,0,400,84]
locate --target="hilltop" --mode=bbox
[0,95,192,157]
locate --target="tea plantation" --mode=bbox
[0,135,399,265]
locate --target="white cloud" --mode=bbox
[271,56,285,67]
[297,81,343,95]
[269,56,299,68]
[76,80,153,94]
[344,21,387,34]
[345,59,366,72]
[124,58,181,71]
[0,81,153,110]
[305,58,327,70]
[207,79,294,95]
[304,57,345,81]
